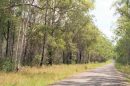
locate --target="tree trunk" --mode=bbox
[40,0,49,66]
[0,38,3,59]
[40,33,47,66]
[63,51,66,64]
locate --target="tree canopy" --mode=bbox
[0,0,114,71]
[114,0,130,64]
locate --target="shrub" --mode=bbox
[32,55,41,66]
[0,58,15,72]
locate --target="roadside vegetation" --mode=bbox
[0,0,115,86]
[114,0,130,81]
[0,0,114,72]
[0,62,110,86]
[115,63,130,83]
[116,63,130,74]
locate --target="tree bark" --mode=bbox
[40,0,49,66]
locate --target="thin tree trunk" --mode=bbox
[40,0,49,66]
[79,50,82,63]
[14,0,26,70]
[6,20,10,57]
[40,32,47,66]
[0,38,3,59]
[63,51,66,64]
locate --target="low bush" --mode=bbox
[0,58,15,72]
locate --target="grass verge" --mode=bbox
[115,63,130,74]
[115,63,130,82]
[0,61,110,86]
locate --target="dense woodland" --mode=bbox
[115,0,130,65]
[0,0,115,71]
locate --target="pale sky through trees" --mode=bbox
[92,0,118,40]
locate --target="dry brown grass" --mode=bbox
[0,62,109,86]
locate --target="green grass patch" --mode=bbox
[115,63,130,83]
[0,61,110,86]
[115,63,130,74]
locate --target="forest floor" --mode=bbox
[51,63,130,86]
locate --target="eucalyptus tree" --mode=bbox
[0,0,115,71]
[114,0,130,64]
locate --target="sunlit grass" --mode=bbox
[116,63,130,74]
[115,63,130,83]
[0,61,110,86]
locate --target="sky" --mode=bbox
[92,0,118,40]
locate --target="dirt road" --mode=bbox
[51,64,130,86]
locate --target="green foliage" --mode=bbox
[88,32,115,62]
[32,55,41,66]
[0,58,15,72]
[114,0,130,65]
[0,0,115,68]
